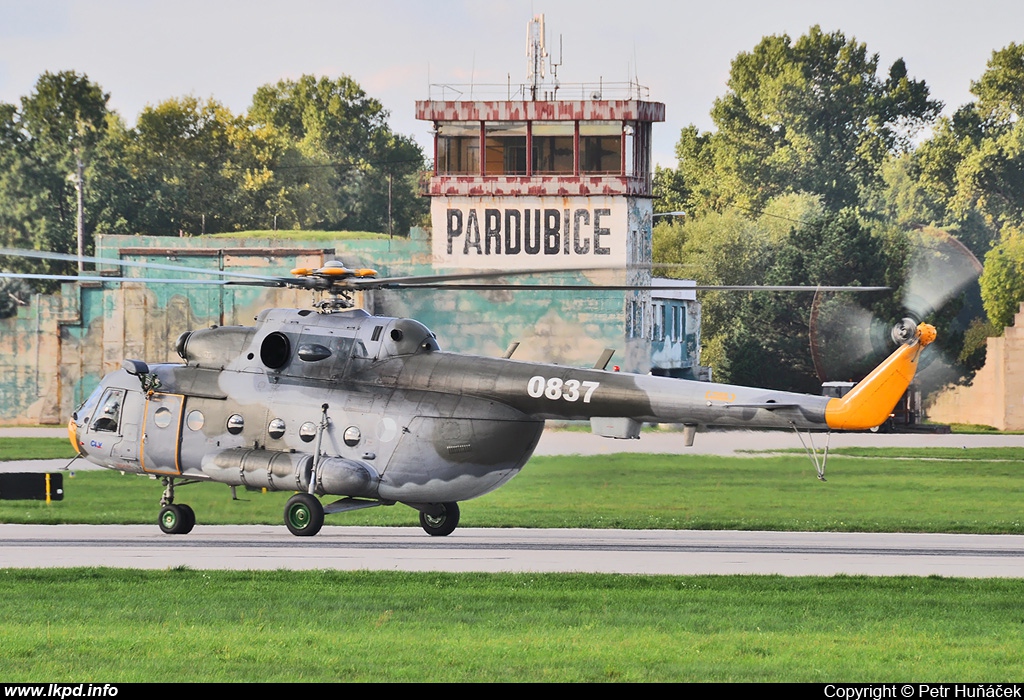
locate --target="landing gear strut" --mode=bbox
[158,477,196,535]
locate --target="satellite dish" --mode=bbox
[590,91,602,100]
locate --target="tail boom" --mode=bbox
[824,322,935,431]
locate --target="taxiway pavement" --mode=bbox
[2,428,1021,576]
[2,524,1023,577]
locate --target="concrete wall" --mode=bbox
[926,303,1024,430]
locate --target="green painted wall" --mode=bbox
[0,228,655,423]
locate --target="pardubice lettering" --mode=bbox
[446,208,612,256]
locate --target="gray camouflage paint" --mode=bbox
[71,308,830,508]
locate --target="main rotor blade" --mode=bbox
[352,263,691,288]
[0,272,231,285]
[376,283,890,292]
[0,247,287,283]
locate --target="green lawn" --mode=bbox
[0,437,75,460]
[1,447,1022,533]
[0,570,1020,682]
[3,442,1023,683]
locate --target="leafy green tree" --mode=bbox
[249,74,426,233]
[910,43,1024,257]
[980,226,1024,328]
[124,96,251,235]
[720,208,897,392]
[0,276,30,318]
[655,195,903,391]
[0,72,110,278]
[659,27,940,217]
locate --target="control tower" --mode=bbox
[415,15,700,376]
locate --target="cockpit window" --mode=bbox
[92,388,125,433]
[74,385,105,425]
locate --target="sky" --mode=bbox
[1,0,1022,167]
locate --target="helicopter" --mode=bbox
[3,247,934,537]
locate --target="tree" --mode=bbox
[124,96,250,235]
[654,194,902,391]
[249,75,427,232]
[0,72,110,278]
[910,44,1024,256]
[659,27,941,217]
[980,226,1024,328]
[0,276,30,319]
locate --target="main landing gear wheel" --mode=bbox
[284,493,324,537]
[419,502,460,537]
[159,503,195,535]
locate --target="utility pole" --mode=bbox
[75,155,84,274]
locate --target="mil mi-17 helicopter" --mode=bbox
[2,247,939,537]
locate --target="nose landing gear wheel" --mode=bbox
[419,502,460,536]
[159,504,195,535]
[284,493,325,537]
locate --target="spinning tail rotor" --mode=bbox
[808,228,983,385]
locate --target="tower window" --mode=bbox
[484,122,527,175]
[437,122,480,174]
[532,122,574,174]
[580,121,622,174]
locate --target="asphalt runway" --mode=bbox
[2,524,1023,577]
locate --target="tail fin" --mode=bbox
[824,322,936,431]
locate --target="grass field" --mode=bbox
[3,441,1022,682]
[1,569,1022,682]
[1,446,1022,533]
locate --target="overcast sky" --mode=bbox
[2,0,1022,166]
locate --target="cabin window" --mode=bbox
[186,410,205,431]
[484,122,527,175]
[268,418,286,440]
[299,422,317,442]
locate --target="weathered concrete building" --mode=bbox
[926,303,1024,430]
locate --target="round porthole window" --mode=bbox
[186,410,205,431]
[299,422,318,442]
[268,418,286,440]
[153,406,173,429]
[226,414,244,435]
[343,426,361,447]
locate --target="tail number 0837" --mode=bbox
[527,376,600,403]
